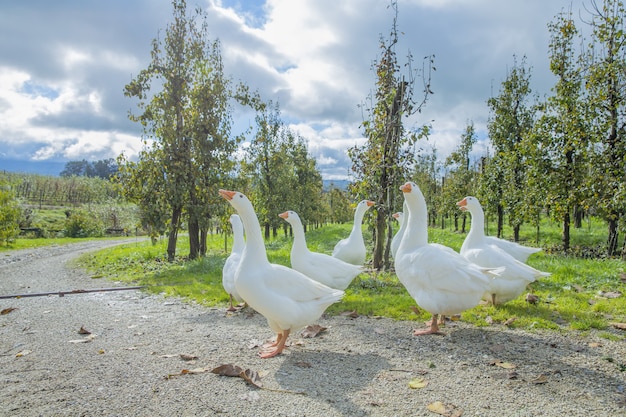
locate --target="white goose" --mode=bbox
[394,182,500,335]
[279,210,363,290]
[456,196,551,305]
[222,214,245,311]
[456,197,541,262]
[390,201,408,259]
[219,189,344,358]
[332,199,374,265]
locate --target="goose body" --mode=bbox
[332,199,374,265]
[222,214,245,311]
[280,210,362,290]
[394,182,500,335]
[219,189,343,358]
[457,196,551,304]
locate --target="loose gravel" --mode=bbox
[1,241,625,416]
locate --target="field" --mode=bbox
[55,215,626,341]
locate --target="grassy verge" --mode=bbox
[71,222,626,340]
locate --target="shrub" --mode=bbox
[63,209,105,237]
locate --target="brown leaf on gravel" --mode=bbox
[1,307,18,315]
[427,401,463,416]
[294,361,312,368]
[300,324,327,338]
[240,368,262,388]
[211,364,262,388]
[211,364,244,377]
[341,310,359,319]
[78,326,91,335]
[491,360,516,369]
[532,374,549,384]
[180,354,198,361]
[610,322,626,330]
[166,367,211,379]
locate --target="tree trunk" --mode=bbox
[373,209,385,270]
[608,217,619,256]
[562,211,570,252]
[574,204,583,228]
[497,204,504,238]
[513,225,520,242]
[188,216,200,260]
[167,206,182,262]
[199,227,207,257]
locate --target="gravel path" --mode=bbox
[1,240,625,416]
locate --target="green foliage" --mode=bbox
[0,181,21,245]
[63,209,105,238]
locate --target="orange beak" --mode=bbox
[400,182,412,193]
[278,211,289,219]
[366,200,374,207]
[219,189,236,200]
[456,198,468,211]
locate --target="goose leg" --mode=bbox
[226,294,237,312]
[259,330,290,359]
[262,333,283,349]
[414,314,445,336]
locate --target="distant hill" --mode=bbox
[0,159,65,176]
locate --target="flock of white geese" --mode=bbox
[219,181,550,358]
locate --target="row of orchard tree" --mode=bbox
[116,0,626,267]
[437,2,626,260]
[349,0,626,269]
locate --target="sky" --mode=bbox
[0,0,590,179]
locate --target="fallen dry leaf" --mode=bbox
[491,360,516,369]
[15,350,32,357]
[240,368,262,388]
[589,342,603,348]
[300,324,327,338]
[211,364,244,377]
[485,316,493,325]
[341,310,359,319]
[211,364,262,388]
[620,273,626,284]
[532,374,549,384]
[166,367,211,379]
[408,377,428,389]
[503,317,517,326]
[180,354,198,361]
[525,293,539,304]
[427,401,463,416]
[78,326,91,335]
[294,361,312,368]
[610,322,626,330]
[598,291,622,299]
[1,307,18,315]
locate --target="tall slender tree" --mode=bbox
[486,56,537,241]
[349,0,434,270]
[584,0,626,257]
[122,0,238,260]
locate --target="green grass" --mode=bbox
[8,217,626,338]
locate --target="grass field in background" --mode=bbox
[65,217,626,341]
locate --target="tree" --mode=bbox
[123,0,238,261]
[0,180,21,245]
[584,0,626,257]
[486,56,537,241]
[443,121,478,232]
[60,159,117,179]
[349,0,434,270]
[530,9,589,251]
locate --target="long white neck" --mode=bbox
[231,216,245,253]
[289,218,309,254]
[466,204,485,241]
[400,190,428,251]
[237,202,268,264]
[351,207,367,238]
